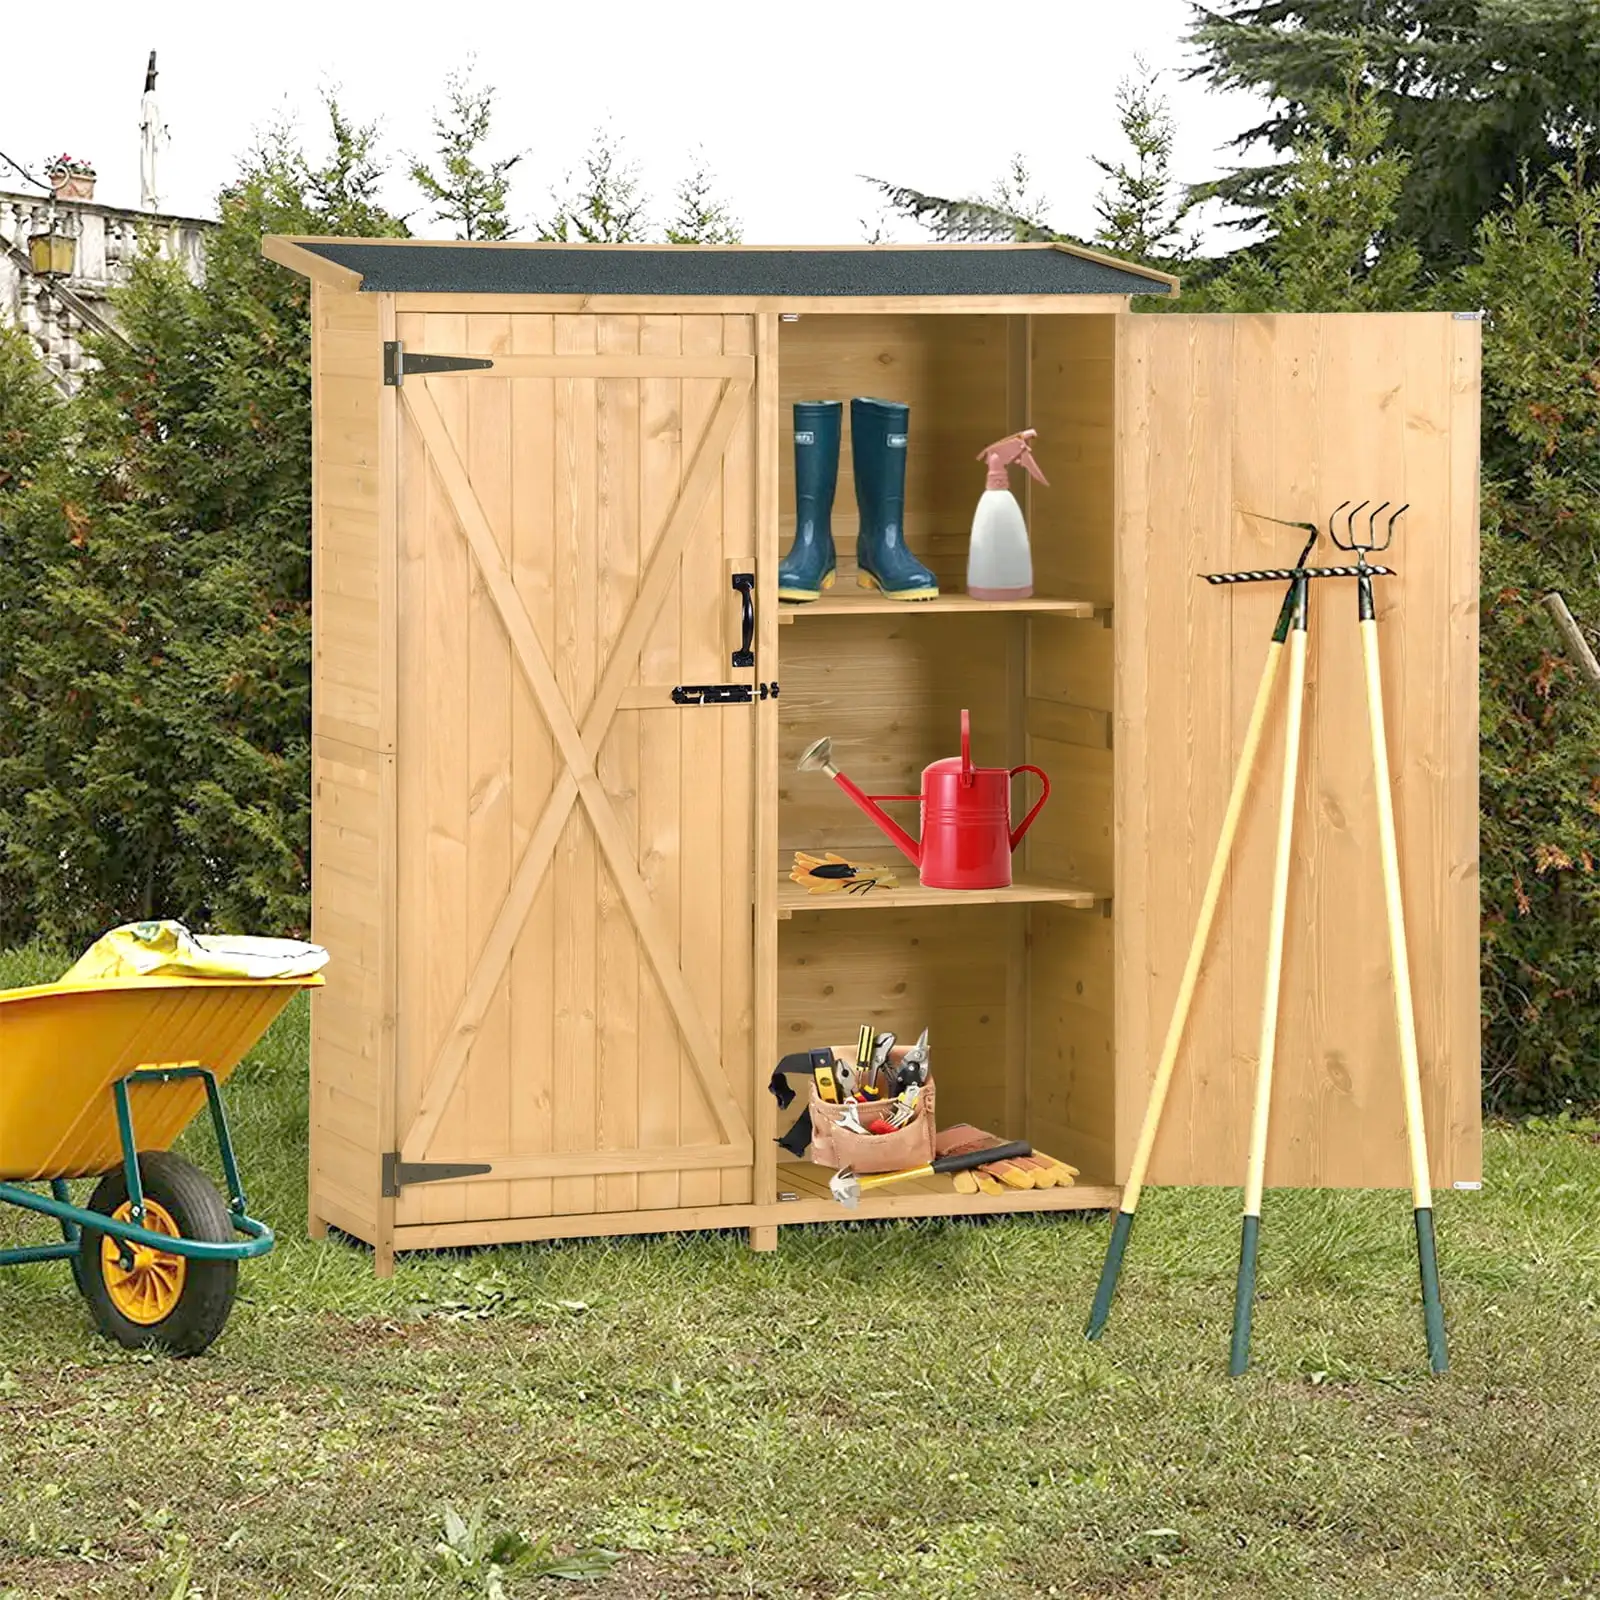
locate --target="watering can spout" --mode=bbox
[796,737,922,868]
[796,736,838,779]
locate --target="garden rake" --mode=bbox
[1085,515,1321,1351]
[1332,500,1448,1373]
[1085,501,1448,1376]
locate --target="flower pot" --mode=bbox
[48,169,95,202]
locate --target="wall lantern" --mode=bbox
[27,218,77,280]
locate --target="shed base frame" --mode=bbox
[311,1182,1122,1257]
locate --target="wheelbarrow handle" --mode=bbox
[0,1179,275,1262]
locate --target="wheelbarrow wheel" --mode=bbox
[76,1151,238,1356]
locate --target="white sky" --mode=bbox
[5,0,1270,246]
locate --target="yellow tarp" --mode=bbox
[61,920,329,984]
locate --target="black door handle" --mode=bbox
[731,572,755,668]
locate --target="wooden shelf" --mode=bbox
[778,592,1097,623]
[774,1161,1118,1221]
[778,866,1101,917]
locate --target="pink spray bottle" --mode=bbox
[967,430,1048,601]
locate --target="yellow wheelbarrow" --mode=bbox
[0,972,321,1354]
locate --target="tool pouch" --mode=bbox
[806,1076,936,1175]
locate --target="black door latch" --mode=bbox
[671,682,779,706]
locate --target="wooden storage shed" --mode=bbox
[264,237,1481,1273]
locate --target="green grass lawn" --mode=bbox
[1,945,1598,1599]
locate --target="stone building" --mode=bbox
[0,186,212,395]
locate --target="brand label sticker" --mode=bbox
[887,434,908,447]
[794,431,815,444]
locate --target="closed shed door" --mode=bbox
[389,310,758,1224]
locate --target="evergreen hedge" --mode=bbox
[0,110,1596,1111]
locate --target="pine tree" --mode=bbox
[858,202,896,245]
[0,103,407,945]
[1461,154,1600,1107]
[305,94,411,236]
[982,157,1055,240]
[0,322,63,495]
[1188,0,1600,269]
[538,125,649,243]
[665,149,741,244]
[409,65,522,240]
[0,326,69,930]
[1091,59,1195,267]
[862,155,1061,244]
[1182,69,1419,312]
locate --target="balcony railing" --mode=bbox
[0,191,213,395]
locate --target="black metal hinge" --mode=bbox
[381,1152,492,1196]
[383,340,495,386]
[670,682,778,706]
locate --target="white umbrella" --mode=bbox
[139,50,167,212]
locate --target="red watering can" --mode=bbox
[797,710,1051,890]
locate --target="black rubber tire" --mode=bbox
[76,1151,238,1356]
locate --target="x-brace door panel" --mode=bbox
[391,311,759,1223]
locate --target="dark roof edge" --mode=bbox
[1046,241,1178,291]
[263,237,1178,298]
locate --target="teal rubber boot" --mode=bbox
[778,401,842,602]
[851,397,938,600]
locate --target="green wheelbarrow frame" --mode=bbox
[0,1065,274,1271]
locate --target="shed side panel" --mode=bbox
[309,285,387,1235]
[313,291,385,748]
[1025,315,1119,1180]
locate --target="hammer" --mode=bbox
[829,1141,1033,1207]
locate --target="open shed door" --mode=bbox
[387,311,759,1223]
[1115,312,1481,1191]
